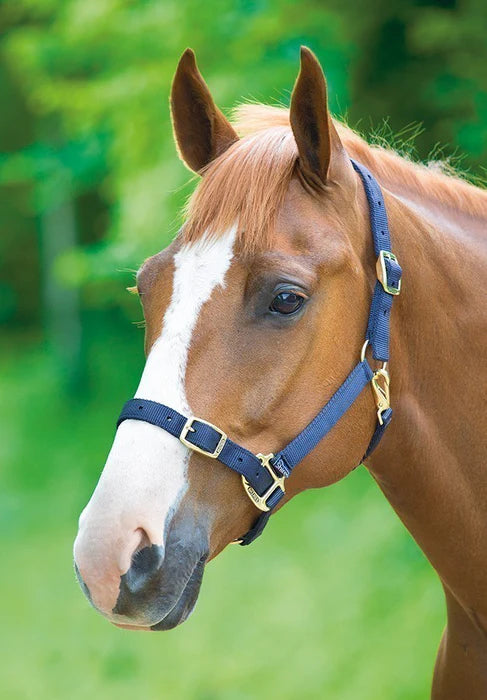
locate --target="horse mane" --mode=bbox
[182,104,487,253]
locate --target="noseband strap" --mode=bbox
[117,159,402,546]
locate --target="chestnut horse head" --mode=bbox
[74,47,395,630]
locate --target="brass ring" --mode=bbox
[361,339,388,372]
[360,339,369,362]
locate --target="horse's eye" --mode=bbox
[269,291,306,315]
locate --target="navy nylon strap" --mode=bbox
[117,358,374,515]
[350,159,392,254]
[239,510,271,546]
[362,407,392,461]
[238,360,375,546]
[272,360,374,475]
[351,159,402,362]
[117,401,278,499]
[116,159,402,546]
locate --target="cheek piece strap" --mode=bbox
[117,159,402,546]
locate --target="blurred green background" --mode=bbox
[1,1,485,698]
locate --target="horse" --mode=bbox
[73,47,487,698]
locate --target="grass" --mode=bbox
[1,320,444,699]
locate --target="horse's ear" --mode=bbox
[290,47,346,187]
[170,48,238,173]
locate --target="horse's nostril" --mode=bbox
[125,541,165,594]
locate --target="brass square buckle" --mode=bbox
[180,417,227,459]
[241,453,286,512]
[376,250,401,295]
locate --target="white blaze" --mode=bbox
[76,228,236,579]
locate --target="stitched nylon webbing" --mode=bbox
[116,159,402,545]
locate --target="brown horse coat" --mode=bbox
[74,48,487,698]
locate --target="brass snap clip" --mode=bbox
[371,369,390,425]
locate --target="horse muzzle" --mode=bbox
[74,515,209,631]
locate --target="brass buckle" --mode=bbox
[179,417,227,459]
[371,369,390,425]
[241,453,285,512]
[376,251,401,295]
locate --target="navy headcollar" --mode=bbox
[117,159,402,545]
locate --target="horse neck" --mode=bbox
[364,162,487,611]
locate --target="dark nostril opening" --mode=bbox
[124,540,164,594]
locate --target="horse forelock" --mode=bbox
[183,121,298,254]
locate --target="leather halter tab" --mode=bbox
[116,159,402,546]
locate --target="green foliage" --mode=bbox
[0,0,350,290]
[1,1,485,697]
[1,0,486,322]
